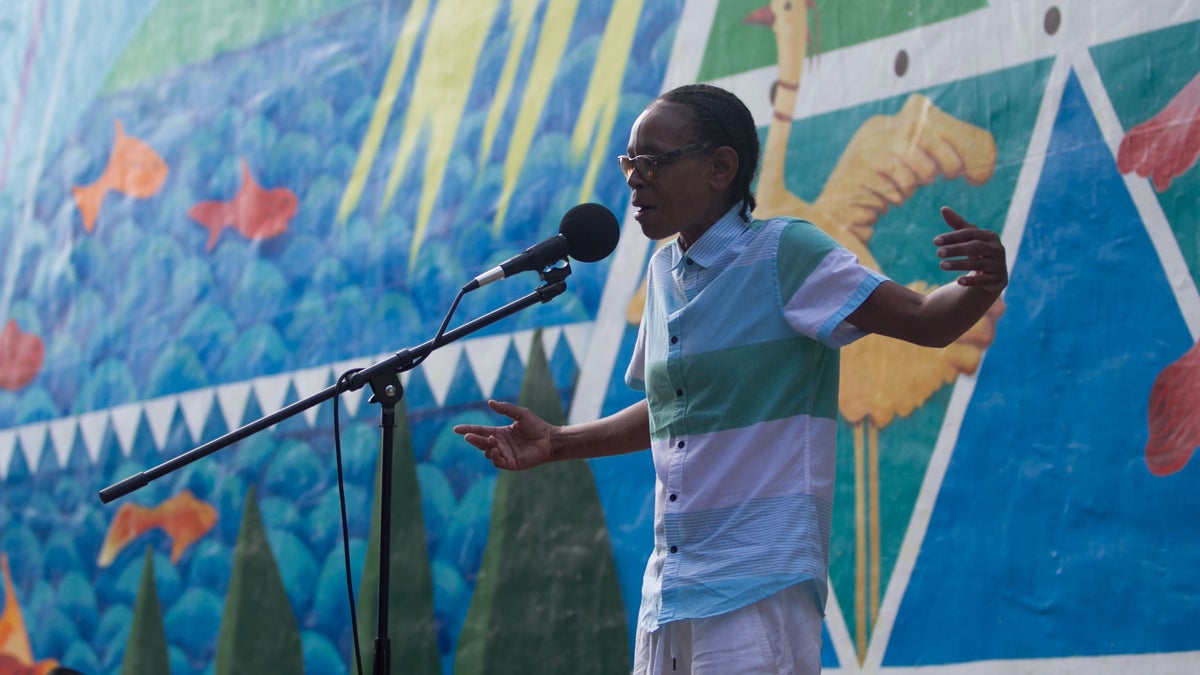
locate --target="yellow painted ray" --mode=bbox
[335,0,430,225]
[572,0,642,204]
[492,0,580,234]
[380,0,503,266]
[479,0,539,166]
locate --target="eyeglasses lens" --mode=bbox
[618,155,655,182]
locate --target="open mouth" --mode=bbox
[632,202,654,216]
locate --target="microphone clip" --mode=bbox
[537,258,572,285]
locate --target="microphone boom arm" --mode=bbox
[98,279,570,503]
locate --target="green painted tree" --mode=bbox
[120,547,170,675]
[353,395,441,674]
[215,486,305,674]
[455,328,629,674]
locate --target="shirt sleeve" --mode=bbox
[776,219,887,348]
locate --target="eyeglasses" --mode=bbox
[617,142,714,183]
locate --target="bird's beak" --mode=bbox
[744,5,775,27]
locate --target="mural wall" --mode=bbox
[1,0,1197,672]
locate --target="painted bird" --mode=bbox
[71,120,168,232]
[188,158,298,251]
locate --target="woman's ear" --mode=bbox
[708,146,739,192]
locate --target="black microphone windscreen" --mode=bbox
[558,203,620,263]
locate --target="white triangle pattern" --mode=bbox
[48,417,78,467]
[110,403,143,456]
[253,374,293,421]
[144,397,178,451]
[215,383,251,434]
[293,366,333,426]
[540,326,562,360]
[331,359,366,418]
[418,342,464,407]
[78,410,109,462]
[512,329,535,366]
[463,335,511,399]
[0,323,592,476]
[561,324,590,366]
[179,390,215,444]
[338,388,365,419]
[0,430,14,479]
[17,424,46,473]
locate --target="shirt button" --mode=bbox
[676,389,683,397]
[670,545,678,553]
[676,440,685,449]
[671,336,679,344]
[669,494,677,502]
[685,258,694,266]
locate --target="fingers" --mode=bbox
[488,399,528,421]
[934,207,997,252]
[937,231,1000,261]
[933,207,1008,291]
[456,399,553,471]
[453,400,524,439]
[457,431,494,451]
[938,206,973,231]
[457,430,512,469]
[453,423,498,439]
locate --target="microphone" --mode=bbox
[464,203,620,291]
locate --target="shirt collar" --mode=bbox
[672,205,750,269]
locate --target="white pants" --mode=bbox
[632,584,824,675]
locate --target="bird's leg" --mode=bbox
[854,421,868,662]
[869,420,882,627]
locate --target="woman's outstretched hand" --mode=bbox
[453,399,559,471]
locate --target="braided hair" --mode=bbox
[656,84,760,220]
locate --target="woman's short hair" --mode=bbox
[656,84,760,219]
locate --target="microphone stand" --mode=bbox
[99,266,572,675]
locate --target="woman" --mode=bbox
[455,84,1007,674]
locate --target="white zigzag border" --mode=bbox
[0,322,592,479]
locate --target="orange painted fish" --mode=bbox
[188,159,297,251]
[98,490,218,567]
[70,120,168,232]
[0,320,43,391]
[0,555,58,675]
[0,655,59,675]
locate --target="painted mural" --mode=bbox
[0,0,1197,673]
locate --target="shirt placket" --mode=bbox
[662,258,693,565]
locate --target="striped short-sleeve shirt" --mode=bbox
[625,206,886,632]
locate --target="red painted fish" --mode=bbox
[1145,339,1200,475]
[98,489,218,566]
[188,159,297,251]
[70,120,168,232]
[0,320,43,391]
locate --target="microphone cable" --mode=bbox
[333,366,365,675]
